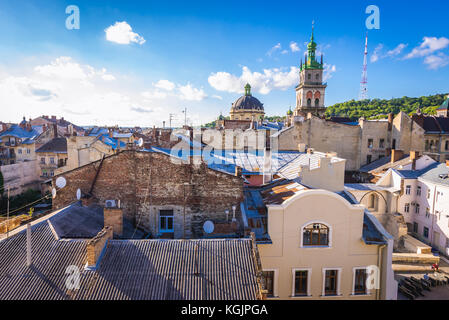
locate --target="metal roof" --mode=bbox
[0,207,260,300]
[35,137,67,153]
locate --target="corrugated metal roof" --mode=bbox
[0,215,259,300]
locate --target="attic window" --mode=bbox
[439,173,448,179]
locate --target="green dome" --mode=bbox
[439,96,449,110]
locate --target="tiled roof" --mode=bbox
[35,137,67,153]
[0,207,260,300]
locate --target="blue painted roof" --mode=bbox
[0,124,41,143]
[98,134,127,150]
[88,127,109,137]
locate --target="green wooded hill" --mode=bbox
[324,93,448,120]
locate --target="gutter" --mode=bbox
[376,244,386,300]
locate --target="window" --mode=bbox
[423,227,429,239]
[18,149,22,154]
[413,222,418,233]
[50,171,54,177]
[427,189,431,199]
[50,157,55,164]
[415,204,420,214]
[308,74,311,80]
[293,270,309,296]
[425,140,430,151]
[303,223,329,246]
[379,139,385,148]
[392,139,396,149]
[367,155,372,164]
[26,149,30,154]
[405,185,411,195]
[404,203,410,213]
[307,98,311,107]
[315,74,319,80]
[42,171,48,177]
[368,139,373,149]
[324,269,339,296]
[417,186,421,196]
[159,210,174,233]
[353,268,368,295]
[262,271,275,297]
[315,98,319,107]
[40,157,45,164]
[426,208,430,218]
[446,140,449,151]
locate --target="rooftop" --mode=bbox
[35,137,68,154]
[0,203,261,300]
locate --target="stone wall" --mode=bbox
[1,160,40,196]
[52,150,244,239]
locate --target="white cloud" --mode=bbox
[405,37,449,59]
[281,50,289,55]
[387,43,407,56]
[212,95,223,100]
[267,43,281,56]
[290,42,300,52]
[208,66,300,95]
[154,79,175,91]
[424,53,449,70]
[178,83,207,101]
[0,56,212,127]
[323,64,337,81]
[370,44,383,63]
[105,21,146,45]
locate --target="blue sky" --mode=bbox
[0,0,448,127]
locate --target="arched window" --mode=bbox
[308,73,311,80]
[307,99,312,107]
[302,223,330,246]
[315,98,319,107]
[315,74,319,80]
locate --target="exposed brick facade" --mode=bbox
[52,150,244,239]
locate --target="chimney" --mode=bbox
[298,143,306,153]
[20,117,26,129]
[263,148,272,184]
[53,123,58,138]
[307,148,314,154]
[108,129,113,138]
[51,115,56,121]
[104,205,123,238]
[391,149,404,163]
[410,151,419,170]
[235,166,242,177]
[26,123,32,131]
[26,223,32,267]
[68,124,74,136]
[387,113,394,131]
[86,227,113,269]
[42,124,47,132]
[446,160,449,168]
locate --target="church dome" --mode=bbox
[232,83,264,111]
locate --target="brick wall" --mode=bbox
[52,150,244,238]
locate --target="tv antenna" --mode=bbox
[359,32,368,100]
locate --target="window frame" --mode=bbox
[405,185,411,195]
[322,268,342,297]
[262,269,278,298]
[291,268,312,298]
[300,221,332,248]
[159,209,174,233]
[352,267,371,296]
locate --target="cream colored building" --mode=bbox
[66,135,118,171]
[278,112,425,171]
[242,150,397,300]
[229,83,265,121]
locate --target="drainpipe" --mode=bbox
[26,223,32,267]
[430,185,437,247]
[376,244,386,300]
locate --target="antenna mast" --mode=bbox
[359,33,368,101]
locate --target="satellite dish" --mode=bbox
[55,177,66,189]
[137,138,144,147]
[76,188,81,200]
[203,220,214,234]
[52,188,57,199]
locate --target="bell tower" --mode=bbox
[294,22,327,117]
